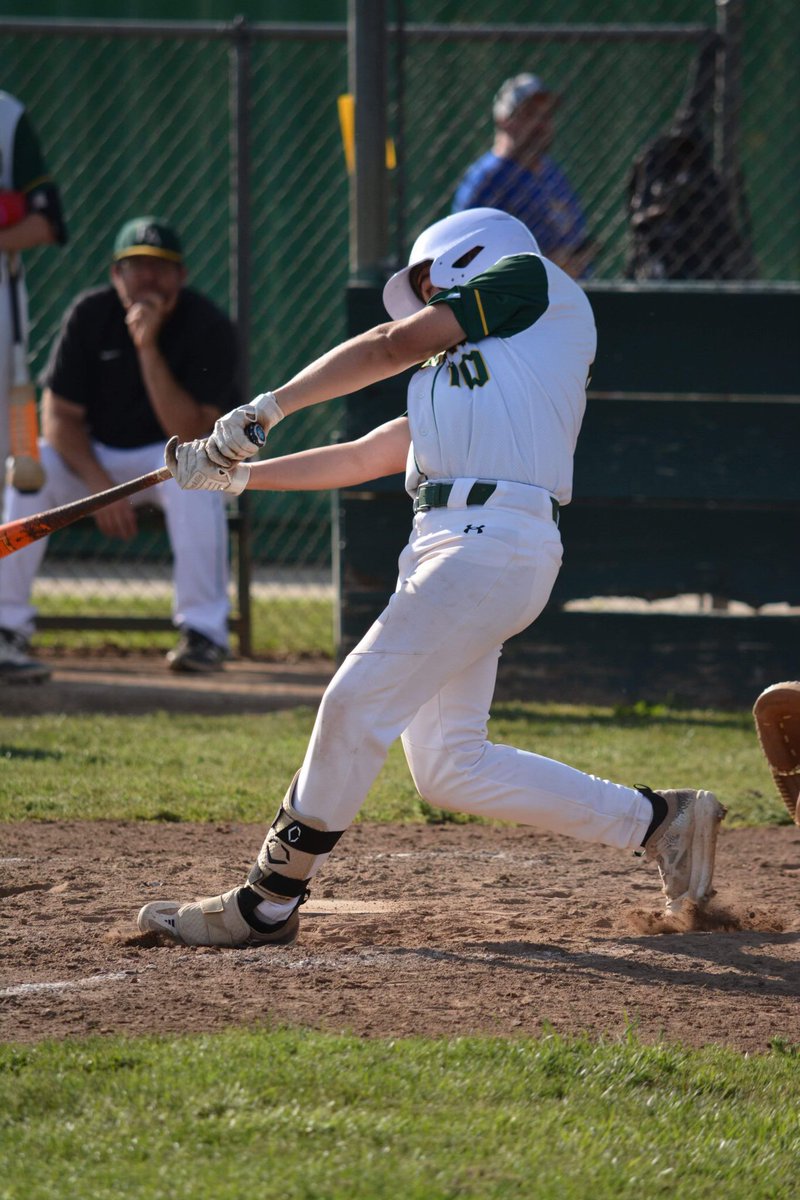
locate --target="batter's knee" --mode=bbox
[316,654,399,750]
[404,737,486,810]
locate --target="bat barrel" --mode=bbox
[0,423,259,559]
[0,466,172,559]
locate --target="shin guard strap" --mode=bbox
[236,885,300,932]
[271,804,344,855]
[247,863,309,899]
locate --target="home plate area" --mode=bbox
[1,818,798,1052]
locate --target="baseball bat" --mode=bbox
[6,251,46,493]
[0,421,266,559]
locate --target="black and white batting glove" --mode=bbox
[164,436,250,495]
[205,391,284,468]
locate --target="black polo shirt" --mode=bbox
[41,286,240,449]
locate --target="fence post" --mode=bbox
[348,0,389,281]
[392,0,406,269]
[714,0,744,190]
[230,14,254,657]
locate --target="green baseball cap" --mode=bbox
[113,216,183,263]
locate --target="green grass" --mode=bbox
[33,592,335,657]
[1,1029,798,1200]
[0,702,787,826]
[2,704,794,1197]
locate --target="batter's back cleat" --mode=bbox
[137,885,299,948]
[638,787,726,916]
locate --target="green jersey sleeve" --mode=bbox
[428,253,549,342]
[12,108,68,244]
[12,109,48,191]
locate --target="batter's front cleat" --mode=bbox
[639,788,726,915]
[137,885,299,948]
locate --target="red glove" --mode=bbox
[0,190,26,229]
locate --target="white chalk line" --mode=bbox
[0,971,132,998]
[369,849,553,865]
[2,948,497,998]
[2,939,579,1001]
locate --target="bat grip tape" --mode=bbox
[7,255,23,346]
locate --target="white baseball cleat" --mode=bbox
[137,885,300,948]
[642,789,726,915]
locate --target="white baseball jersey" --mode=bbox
[404,253,596,505]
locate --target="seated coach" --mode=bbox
[0,215,240,682]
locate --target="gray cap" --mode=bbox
[492,73,552,121]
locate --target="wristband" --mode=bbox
[252,391,285,431]
[0,190,26,229]
[228,462,251,496]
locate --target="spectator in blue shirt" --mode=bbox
[453,73,595,279]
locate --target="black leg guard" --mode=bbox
[247,775,345,904]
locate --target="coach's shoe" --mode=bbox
[137,885,300,948]
[0,627,51,684]
[638,787,726,915]
[166,628,228,673]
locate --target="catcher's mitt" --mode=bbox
[753,681,800,824]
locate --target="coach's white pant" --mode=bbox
[295,482,653,851]
[0,439,230,647]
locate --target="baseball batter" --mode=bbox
[0,90,66,468]
[138,207,725,948]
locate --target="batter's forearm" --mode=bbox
[248,445,376,492]
[248,418,410,492]
[272,306,464,418]
[273,328,406,417]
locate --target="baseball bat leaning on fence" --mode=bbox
[6,251,46,493]
[0,421,266,559]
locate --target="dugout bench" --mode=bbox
[335,282,800,708]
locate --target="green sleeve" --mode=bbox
[12,109,48,191]
[12,109,67,244]
[429,254,549,341]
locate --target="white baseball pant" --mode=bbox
[294,479,653,850]
[0,438,230,647]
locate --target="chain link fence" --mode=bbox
[393,0,798,282]
[1,2,797,660]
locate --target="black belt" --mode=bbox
[413,480,559,523]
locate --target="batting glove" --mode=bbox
[205,391,284,468]
[164,436,250,495]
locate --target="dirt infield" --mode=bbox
[2,654,799,1053]
[2,819,798,1052]
[6,650,335,717]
